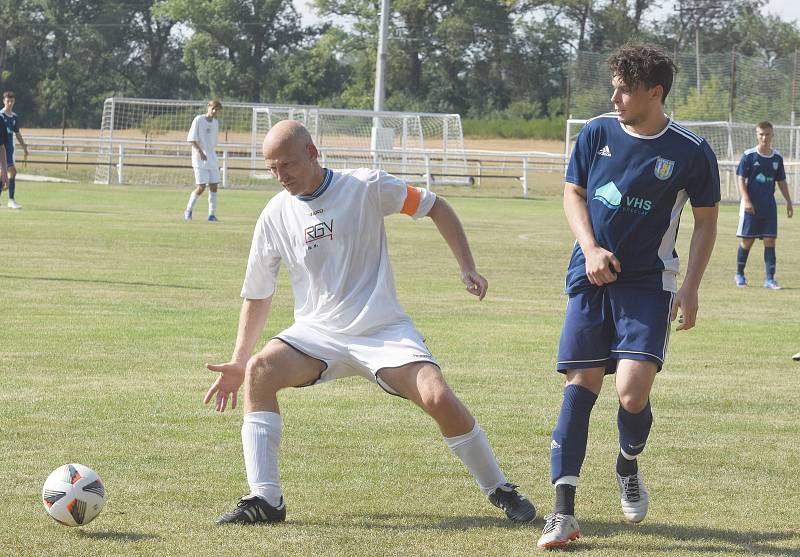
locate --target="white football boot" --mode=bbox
[616,471,649,523]
[537,513,581,549]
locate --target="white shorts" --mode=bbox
[275,319,439,396]
[193,165,220,185]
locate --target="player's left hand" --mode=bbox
[461,269,488,300]
[671,287,698,331]
[787,202,793,218]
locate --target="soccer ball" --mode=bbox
[42,464,106,527]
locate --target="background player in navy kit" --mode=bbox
[734,121,793,289]
[0,91,28,209]
[537,45,720,549]
[0,114,8,190]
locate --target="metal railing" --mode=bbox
[20,133,569,197]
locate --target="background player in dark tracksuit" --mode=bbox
[537,45,720,549]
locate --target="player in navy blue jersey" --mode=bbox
[0,91,29,209]
[0,116,7,190]
[734,121,793,290]
[537,45,720,549]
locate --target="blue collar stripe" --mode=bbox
[298,168,332,201]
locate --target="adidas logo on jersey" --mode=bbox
[598,145,612,157]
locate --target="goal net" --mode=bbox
[95,97,468,188]
[565,118,800,202]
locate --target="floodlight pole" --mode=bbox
[372,0,390,166]
[374,0,389,113]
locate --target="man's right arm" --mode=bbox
[738,175,754,214]
[204,296,272,412]
[564,182,620,285]
[231,297,273,366]
[190,140,207,161]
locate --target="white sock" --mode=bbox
[444,423,507,495]
[209,191,217,215]
[187,191,199,211]
[241,411,282,507]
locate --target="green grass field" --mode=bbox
[1,181,799,556]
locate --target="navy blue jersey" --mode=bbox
[736,147,785,212]
[565,113,720,293]
[0,110,18,148]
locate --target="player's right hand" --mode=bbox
[200,151,208,161]
[204,361,246,412]
[584,246,621,285]
[744,200,755,214]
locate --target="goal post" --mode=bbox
[95,97,469,188]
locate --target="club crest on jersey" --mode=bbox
[654,157,675,180]
[773,161,779,171]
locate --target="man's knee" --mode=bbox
[246,352,277,387]
[618,392,649,413]
[417,368,459,413]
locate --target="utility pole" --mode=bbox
[372,0,391,167]
[374,0,390,113]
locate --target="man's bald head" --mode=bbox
[262,120,324,196]
[262,120,314,158]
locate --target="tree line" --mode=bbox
[1,0,798,130]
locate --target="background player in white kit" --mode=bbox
[184,99,222,222]
[204,120,536,525]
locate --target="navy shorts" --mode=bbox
[737,202,777,238]
[4,144,13,167]
[556,284,674,374]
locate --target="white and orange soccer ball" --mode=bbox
[42,464,106,527]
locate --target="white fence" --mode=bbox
[20,133,568,197]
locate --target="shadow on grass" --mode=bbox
[37,208,123,216]
[293,512,525,531]
[76,530,160,541]
[0,273,205,290]
[290,514,799,555]
[566,518,800,556]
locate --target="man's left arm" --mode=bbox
[671,205,718,331]
[0,144,7,188]
[777,180,793,218]
[426,196,488,300]
[15,130,28,157]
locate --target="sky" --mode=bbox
[293,0,800,26]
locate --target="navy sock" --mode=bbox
[550,384,598,483]
[616,451,638,476]
[764,247,776,281]
[617,401,653,460]
[737,246,750,275]
[554,483,576,516]
[8,177,14,200]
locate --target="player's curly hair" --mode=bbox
[607,44,677,103]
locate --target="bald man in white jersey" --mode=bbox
[205,120,536,525]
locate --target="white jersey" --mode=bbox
[241,168,437,335]
[187,114,219,168]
